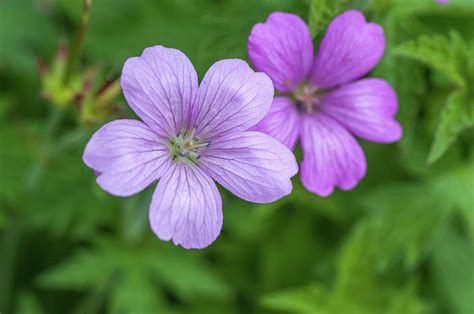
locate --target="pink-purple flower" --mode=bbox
[83,46,297,249]
[248,10,402,197]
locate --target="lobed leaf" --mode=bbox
[428,91,473,164]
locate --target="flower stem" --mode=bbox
[63,0,92,85]
[94,79,121,112]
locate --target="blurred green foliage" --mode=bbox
[0,0,473,313]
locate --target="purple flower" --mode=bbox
[248,10,402,197]
[436,0,449,4]
[83,46,297,249]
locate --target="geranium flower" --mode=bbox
[248,10,402,197]
[83,46,297,249]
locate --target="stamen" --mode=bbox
[168,128,210,163]
[294,83,324,113]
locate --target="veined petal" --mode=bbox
[321,78,402,143]
[251,96,301,149]
[121,45,198,137]
[248,12,314,92]
[310,10,385,88]
[149,164,222,249]
[200,131,298,203]
[83,119,170,197]
[300,113,366,197]
[193,59,274,139]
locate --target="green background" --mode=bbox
[0,0,473,313]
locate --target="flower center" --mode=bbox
[294,83,323,113]
[168,128,210,163]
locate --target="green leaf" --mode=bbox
[15,291,45,314]
[429,162,474,241]
[109,270,169,314]
[0,0,58,77]
[0,125,34,204]
[38,239,230,312]
[327,223,425,314]
[308,0,350,37]
[261,285,328,314]
[261,222,425,314]
[359,183,450,270]
[431,223,474,314]
[428,91,473,164]
[375,13,429,175]
[144,247,231,301]
[37,248,117,290]
[394,32,466,87]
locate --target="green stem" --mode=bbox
[44,106,65,141]
[63,0,92,85]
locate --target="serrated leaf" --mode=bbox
[308,0,350,37]
[375,12,430,174]
[261,285,328,314]
[394,32,466,87]
[327,223,425,314]
[359,183,450,270]
[428,91,473,164]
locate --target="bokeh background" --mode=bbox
[1,0,473,313]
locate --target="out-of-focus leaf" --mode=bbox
[15,291,45,314]
[261,222,425,314]
[109,269,169,314]
[394,32,466,87]
[360,183,450,270]
[144,246,231,301]
[308,0,350,37]
[0,0,57,77]
[374,12,429,175]
[261,285,328,314]
[259,208,326,291]
[0,125,33,203]
[37,248,116,290]
[359,162,473,270]
[429,162,474,240]
[428,91,473,164]
[431,223,474,314]
[326,223,425,314]
[38,238,230,312]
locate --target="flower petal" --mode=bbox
[300,113,366,197]
[83,119,170,197]
[149,164,222,249]
[200,131,298,203]
[320,78,402,143]
[251,96,301,149]
[310,10,385,88]
[193,59,274,139]
[121,45,198,137]
[248,12,314,92]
